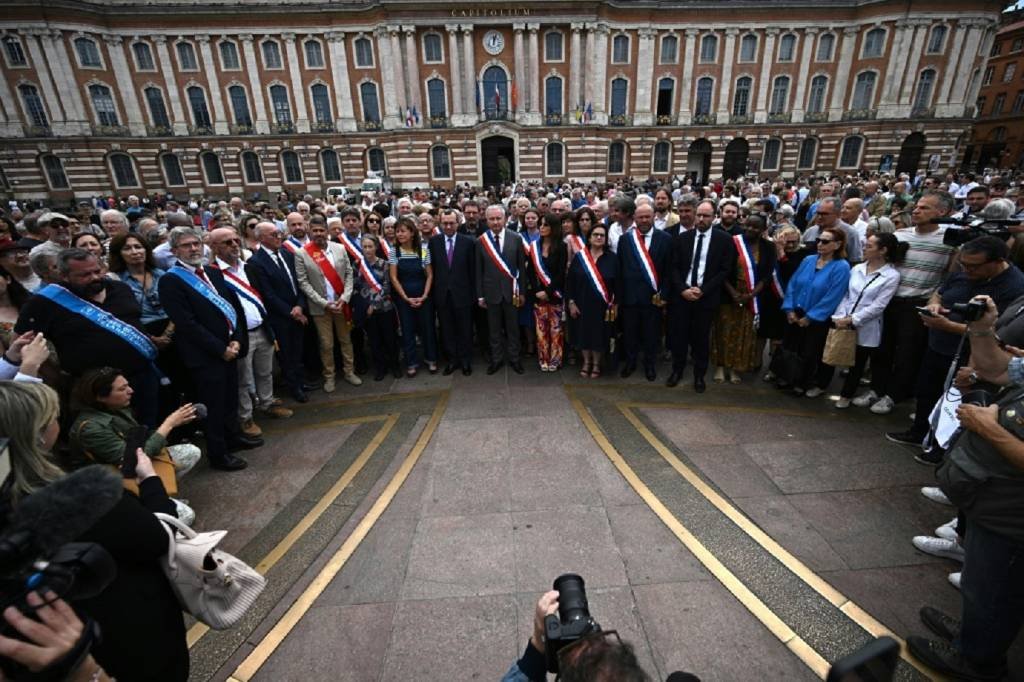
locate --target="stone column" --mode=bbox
[591,24,609,124]
[39,29,88,133]
[0,64,13,134]
[569,23,583,117]
[527,23,541,124]
[827,27,860,121]
[935,22,967,116]
[103,35,146,135]
[679,28,698,124]
[238,34,270,134]
[327,32,357,131]
[513,23,526,121]
[715,29,738,118]
[584,24,597,112]
[754,28,778,123]
[446,25,465,123]
[790,28,817,122]
[403,26,421,120]
[281,33,310,132]
[195,36,228,134]
[633,28,656,126]
[878,21,912,117]
[462,26,477,119]
[377,27,402,128]
[387,28,407,121]
[897,20,929,116]
[20,31,68,134]
[962,21,997,115]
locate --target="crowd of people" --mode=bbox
[1,166,1024,680]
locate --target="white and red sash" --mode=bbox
[358,259,384,294]
[378,237,392,261]
[566,234,585,260]
[529,241,561,299]
[630,228,659,292]
[342,235,383,295]
[479,231,519,297]
[215,263,267,318]
[283,235,303,255]
[733,235,760,327]
[576,248,611,307]
[304,242,349,323]
[770,266,785,299]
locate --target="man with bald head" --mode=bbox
[283,212,309,254]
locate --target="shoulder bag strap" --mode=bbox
[850,273,883,314]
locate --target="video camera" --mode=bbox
[544,573,602,674]
[935,216,1020,247]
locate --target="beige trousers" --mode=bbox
[313,311,355,379]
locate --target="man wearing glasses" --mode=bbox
[801,197,863,262]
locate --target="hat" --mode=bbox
[0,241,30,254]
[38,211,71,227]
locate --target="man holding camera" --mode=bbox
[908,295,1024,681]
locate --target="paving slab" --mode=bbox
[733,495,849,572]
[318,514,419,607]
[605,504,713,585]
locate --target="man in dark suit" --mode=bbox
[158,226,260,471]
[476,204,527,374]
[617,204,673,381]
[667,200,735,392]
[249,221,309,402]
[429,209,477,375]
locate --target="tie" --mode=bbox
[447,237,454,267]
[275,251,297,295]
[690,233,704,288]
[490,232,500,253]
[195,266,210,285]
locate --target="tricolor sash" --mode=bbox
[733,235,760,328]
[37,284,157,361]
[341,233,364,265]
[576,248,611,307]
[479,231,519,297]
[359,259,385,294]
[567,234,585,256]
[166,266,237,332]
[339,232,377,292]
[215,264,268,318]
[528,241,561,299]
[283,236,303,254]
[630,229,659,292]
[770,266,785,299]
[379,238,392,261]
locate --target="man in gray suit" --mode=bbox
[476,204,527,375]
[294,216,361,392]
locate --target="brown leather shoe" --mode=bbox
[240,419,263,437]
[262,405,294,419]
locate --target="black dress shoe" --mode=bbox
[645,367,656,382]
[302,381,321,392]
[210,454,248,471]
[666,371,682,388]
[620,363,636,378]
[694,377,706,394]
[290,389,309,403]
[510,362,525,374]
[374,370,387,381]
[443,364,457,376]
[228,435,263,452]
[462,365,473,376]
[487,361,504,375]
[392,365,403,379]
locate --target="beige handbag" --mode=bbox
[822,273,882,368]
[155,513,266,630]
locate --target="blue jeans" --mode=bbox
[957,518,1024,668]
[396,298,437,369]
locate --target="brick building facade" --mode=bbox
[967,9,1024,172]
[0,0,1007,202]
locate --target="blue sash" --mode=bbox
[37,284,156,361]
[166,266,238,330]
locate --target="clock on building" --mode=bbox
[483,30,505,55]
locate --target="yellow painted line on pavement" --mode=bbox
[227,390,449,681]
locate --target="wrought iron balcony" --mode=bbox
[428,115,449,129]
[910,106,935,119]
[311,120,336,133]
[91,123,130,136]
[187,124,214,136]
[23,124,53,137]
[842,108,877,121]
[803,111,828,123]
[729,113,752,125]
[545,113,564,126]
[357,119,382,132]
[656,114,678,126]
[608,113,633,127]
[692,112,717,125]
[484,110,510,121]
[228,123,254,135]
[271,121,296,134]
[767,111,792,123]
[146,124,173,137]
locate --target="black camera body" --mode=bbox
[950,300,986,322]
[940,216,1015,247]
[544,574,602,674]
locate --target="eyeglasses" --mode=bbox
[816,238,835,245]
[366,218,380,223]
[959,260,991,271]
[591,233,606,238]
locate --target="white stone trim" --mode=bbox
[157,151,187,187]
[610,32,630,64]
[352,34,376,69]
[860,26,887,60]
[260,37,284,70]
[737,32,759,63]
[421,31,444,64]
[424,73,450,119]
[543,29,565,63]
[544,140,565,177]
[429,143,452,180]
[302,37,326,70]
[198,150,226,186]
[173,38,199,72]
[217,38,242,71]
[658,33,679,65]
[279,149,304,184]
[107,151,141,188]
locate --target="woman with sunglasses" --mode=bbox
[566,224,618,378]
[780,227,851,395]
[238,213,261,256]
[760,225,811,380]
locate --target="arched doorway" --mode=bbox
[896,132,926,176]
[686,138,712,185]
[482,66,509,120]
[723,138,749,180]
[480,135,516,187]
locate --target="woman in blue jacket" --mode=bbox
[780,226,851,396]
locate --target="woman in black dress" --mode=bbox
[566,224,618,378]
[759,225,811,379]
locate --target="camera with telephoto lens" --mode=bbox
[939,216,1015,247]
[950,300,987,322]
[544,573,602,674]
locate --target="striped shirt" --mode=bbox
[894,228,954,299]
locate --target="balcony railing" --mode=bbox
[187,124,214,136]
[842,108,877,121]
[911,106,935,119]
[91,123,130,136]
[228,123,254,135]
[271,121,296,134]
[656,114,678,126]
[23,124,53,137]
[767,111,792,123]
[484,109,510,121]
[146,124,173,136]
[729,113,752,125]
[428,115,449,129]
[357,119,382,132]
[311,120,336,133]
[692,112,717,125]
[608,113,633,126]
[545,113,564,126]
[803,111,828,123]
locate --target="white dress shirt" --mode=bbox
[216,258,264,330]
[831,262,900,347]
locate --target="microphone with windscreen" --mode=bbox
[193,403,208,420]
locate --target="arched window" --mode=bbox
[660,35,678,63]
[545,142,564,176]
[186,86,211,128]
[431,145,451,179]
[423,34,443,63]
[545,76,563,115]
[175,41,197,70]
[769,76,790,115]
[304,40,324,68]
[427,78,446,119]
[360,82,381,123]
[778,34,796,62]
[144,87,170,129]
[18,84,48,128]
[838,136,863,168]
[75,37,102,67]
[269,84,292,125]
[321,149,342,183]
[41,155,69,189]
[816,33,835,61]
[612,34,629,63]
[3,36,26,67]
[733,76,752,116]
[132,42,154,70]
[608,141,626,174]
[700,34,717,62]
[652,141,671,174]
[311,83,332,124]
[241,151,263,184]
[482,66,509,119]
[545,31,564,62]
[862,28,886,58]
[109,153,139,188]
[851,72,876,110]
[695,77,714,116]
[220,41,240,70]
[262,40,282,69]
[200,151,224,185]
[160,153,185,186]
[281,151,302,184]
[913,69,936,112]
[762,138,782,171]
[228,85,251,126]
[89,84,119,126]
[807,75,828,114]
[610,78,628,117]
[739,34,757,62]
[367,147,386,175]
[927,25,947,54]
[797,137,818,169]
[354,37,374,68]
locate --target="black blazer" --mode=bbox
[527,240,567,301]
[670,228,735,309]
[248,247,306,320]
[158,264,247,369]
[615,228,673,306]
[428,232,477,308]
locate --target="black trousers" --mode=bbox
[189,360,241,466]
[622,303,661,370]
[874,298,929,403]
[911,348,957,438]
[840,344,884,398]
[270,316,305,393]
[350,326,367,372]
[437,295,474,366]
[669,302,715,378]
[486,300,520,364]
[363,309,399,374]
[782,319,832,390]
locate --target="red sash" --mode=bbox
[304,242,345,295]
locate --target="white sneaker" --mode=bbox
[344,373,363,386]
[912,535,965,562]
[870,395,895,414]
[762,371,775,382]
[921,486,953,506]
[935,518,959,541]
[852,390,878,407]
[805,387,824,398]
[172,498,196,527]
[835,397,851,409]
[949,571,961,590]
[323,377,336,393]
[909,412,916,421]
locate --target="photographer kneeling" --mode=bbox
[907,294,1024,680]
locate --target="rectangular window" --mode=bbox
[132,42,154,70]
[110,155,138,187]
[545,32,563,62]
[262,41,282,69]
[993,93,1006,115]
[176,42,197,71]
[423,34,443,63]
[660,36,678,63]
[612,35,629,64]
[3,37,26,66]
[354,38,374,68]
[700,35,717,63]
[1004,63,1017,83]
[1013,90,1024,114]
[304,41,324,68]
[42,156,69,189]
[161,154,185,186]
[1012,38,1023,53]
